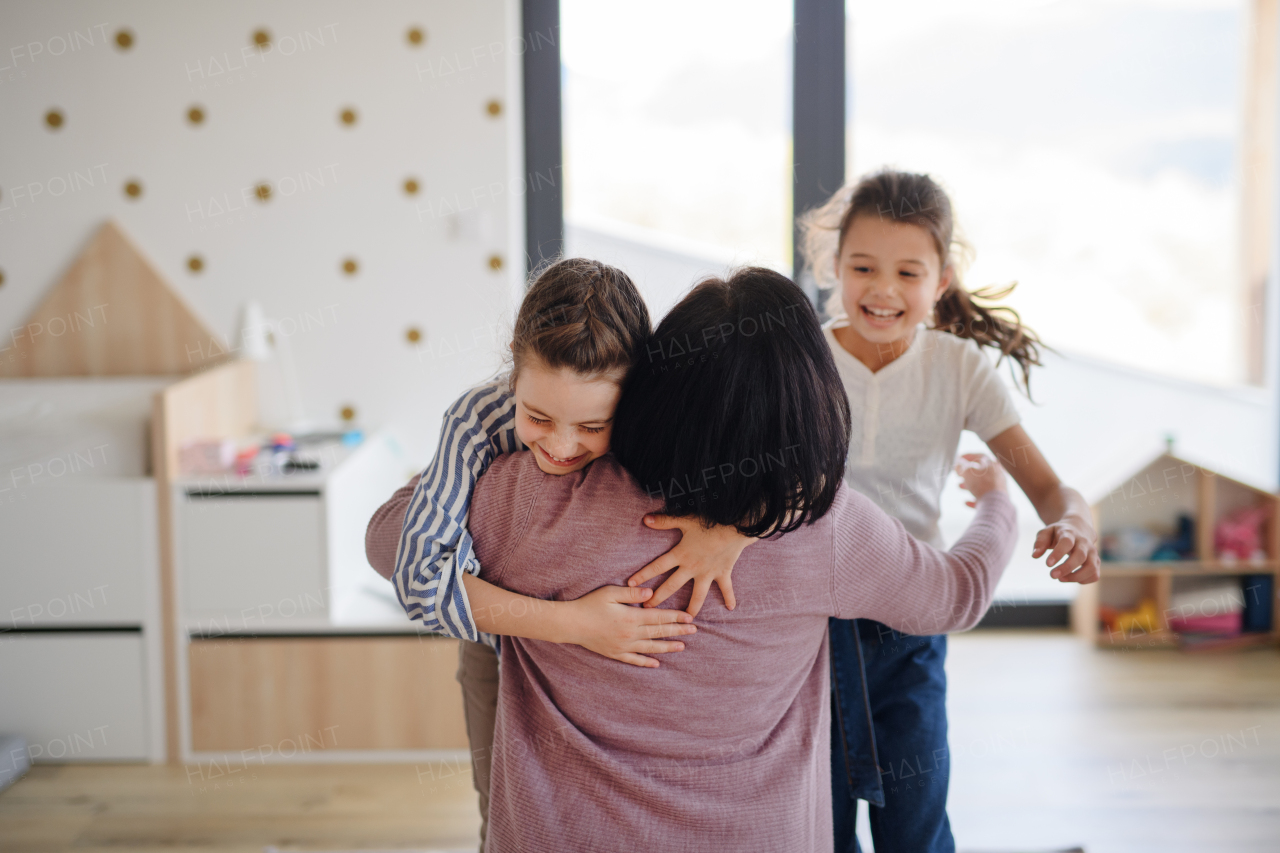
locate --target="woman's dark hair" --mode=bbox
[509,257,651,388]
[799,168,1044,394]
[611,267,851,538]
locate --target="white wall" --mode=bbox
[0,0,525,463]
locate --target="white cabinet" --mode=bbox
[173,431,407,634]
[180,494,326,627]
[0,633,150,761]
[0,480,156,627]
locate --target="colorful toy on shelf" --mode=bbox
[178,438,235,475]
[1214,504,1269,562]
[1151,514,1195,561]
[1100,527,1159,562]
[1112,599,1159,635]
[233,446,260,477]
[1101,515,1196,563]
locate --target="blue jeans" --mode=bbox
[830,618,954,853]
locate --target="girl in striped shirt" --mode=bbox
[368,258,752,850]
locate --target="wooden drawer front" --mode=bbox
[0,633,150,761]
[0,481,154,627]
[188,636,467,752]
[180,494,325,625]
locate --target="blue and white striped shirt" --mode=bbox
[393,378,522,647]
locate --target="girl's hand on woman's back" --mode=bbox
[956,453,1007,506]
[627,517,754,616]
[558,585,697,668]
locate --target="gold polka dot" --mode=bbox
[255,182,272,202]
[341,258,358,275]
[187,255,204,273]
[339,107,357,126]
[403,177,420,196]
[407,26,425,46]
[187,106,205,125]
[406,327,422,344]
[488,254,503,271]
[252,29,271,48]
[115,29,134,50]
[486,100,502,117]
[340,405,356,422]
[45,110,64,129]
[0,269,5,288]
[124,180,143,199]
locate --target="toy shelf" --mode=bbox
[1094,561,1280,576]
[1070,452,1280,651]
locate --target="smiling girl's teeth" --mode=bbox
[864,306,901,318]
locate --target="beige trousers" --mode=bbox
[456,640,500,852]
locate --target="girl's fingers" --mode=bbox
[616,653,660,668]
[636,608,693,625]
[639,622,697,640]
[647,568,692,608]
[1074,553,1101,584]
[612,585,654,604]
[643,514,688,531]
[1058,544,1092,578]
[1031,527,1054,558]
[1045,532,1076,567]
[717,575,737,611]
[628,552,678,587]
[634,640,686,655]
[686,577,711,618]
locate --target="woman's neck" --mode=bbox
[833,324,916,373]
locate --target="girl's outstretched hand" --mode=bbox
[559,585,697,668]
[1032,519,1101,584]
[626,516,753,616]
[956,452,1007,505]
[957,451,1100,584]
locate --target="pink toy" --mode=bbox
[1214,505,1269,561]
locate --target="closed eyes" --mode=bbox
[527,414,604,434]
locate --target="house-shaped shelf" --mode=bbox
[0,220,225,377]
[1071,451,1279,649]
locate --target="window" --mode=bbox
[847,0,1261,387]
[561,0,793,312]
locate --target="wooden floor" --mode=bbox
[2,631,1277,853]
[945,631,1280,853]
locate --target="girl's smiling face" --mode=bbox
[834,214,952,352]
[513,358,624,475]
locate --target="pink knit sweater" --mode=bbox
[462,451,1015,853]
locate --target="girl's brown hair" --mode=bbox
[509,257,651,388]
[799,169,1043,393]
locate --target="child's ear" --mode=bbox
[935,265,954,302]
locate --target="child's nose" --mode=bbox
[545,433,578,456]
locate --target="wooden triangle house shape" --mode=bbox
[0,220,226,377]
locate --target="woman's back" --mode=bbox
[469,451,1015,852]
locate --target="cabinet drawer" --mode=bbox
[0,632,149,761]
[189,636,467,752]
[0,481,154,627]
[181,493,327,626]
